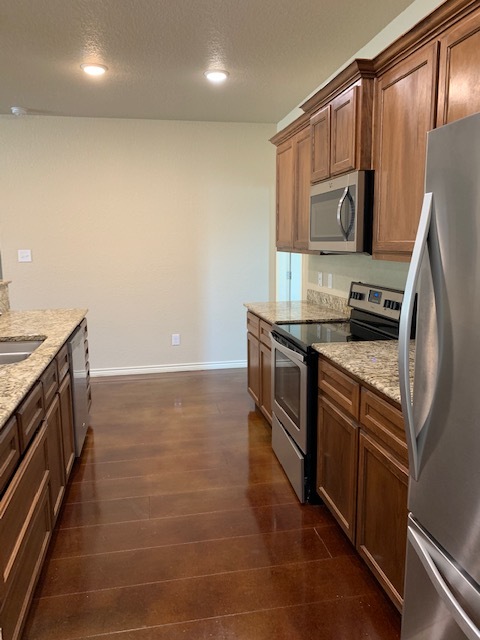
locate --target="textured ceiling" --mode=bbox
[1,0,416,122]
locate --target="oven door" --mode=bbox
[271,334,307,453]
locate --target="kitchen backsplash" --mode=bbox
[0,281,10,313]
[306,289,350,316]
[305,254,409,299]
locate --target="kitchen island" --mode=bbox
[0,309,87,430]
[0,308,89,640]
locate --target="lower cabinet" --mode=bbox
[317,396,358,542]
[356,430,408,610]
[0,418,21,496]
[259,341,272,423]
[45,395,66,524]
[316,357,408,611]
[0,481,51,640]
[247,331,260,405]
[0,424,52,640]
[58,374,75,481]
[246,312,272,424]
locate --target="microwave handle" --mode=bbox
[336,187,355,241]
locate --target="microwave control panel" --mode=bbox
[348,282,404,321]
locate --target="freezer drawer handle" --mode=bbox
[409,526,480,640]
[399,192,433,480]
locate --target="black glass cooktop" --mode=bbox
[273,322,353,351]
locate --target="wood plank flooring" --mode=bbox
[23,369,401,639]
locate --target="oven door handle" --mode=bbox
[271,335,306,364]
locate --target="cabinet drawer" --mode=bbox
[246,312,260,338]
[0,418,21,496]
[0,423,49,591]
[56,344,69,382]
[360,389,407,463]
[318,359,360,419]
[16,382,44,453]
[0,480,51,640]
[41,360,59,409]
[259,320,272,346]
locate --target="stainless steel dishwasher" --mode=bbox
[67,322,90,456]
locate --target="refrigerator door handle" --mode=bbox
[399,192,433,480]
[409,526,480,640]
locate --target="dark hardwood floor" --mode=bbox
[22,369,401,639]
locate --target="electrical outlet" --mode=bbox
[171,333,180,346]
[327,273,333,289]
[317,272,323,287]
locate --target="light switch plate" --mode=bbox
[327,273,333,289]
[317,272,323,287]
[18,249,32,263]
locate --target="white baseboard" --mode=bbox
[90,360,247,378]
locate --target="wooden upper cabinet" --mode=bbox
[308,64,374,185]
[437,8,480,126]
[276,138,295,251]
[372,42,438,260]
[273,121,311,252]
[293,125,312,250]
[310,106,330,182]
[331,86,357,176]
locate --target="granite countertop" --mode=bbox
[0,309,87,430]
[313,340,415,405]
[244,301,349,325]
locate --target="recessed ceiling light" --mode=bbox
[204,70,229,83]
[81,63,108,76]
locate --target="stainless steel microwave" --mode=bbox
[309,170,373,253]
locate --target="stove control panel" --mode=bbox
[348,282,404,320]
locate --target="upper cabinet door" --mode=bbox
[293,126,312,251]
[310,106,330,183]
[276,138,295,250]
[437,9,480,126]
[373,43,438,260]
[331,86,357,176]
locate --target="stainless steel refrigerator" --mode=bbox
[399,112,480,639]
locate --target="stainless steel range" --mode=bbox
[270,281,411,503]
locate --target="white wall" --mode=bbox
[0,116,276,375]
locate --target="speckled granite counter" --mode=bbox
[244,301,349,325]
[0,309,87,430]
[313,340,415,405]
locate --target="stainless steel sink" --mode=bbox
[0,340,44,364]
